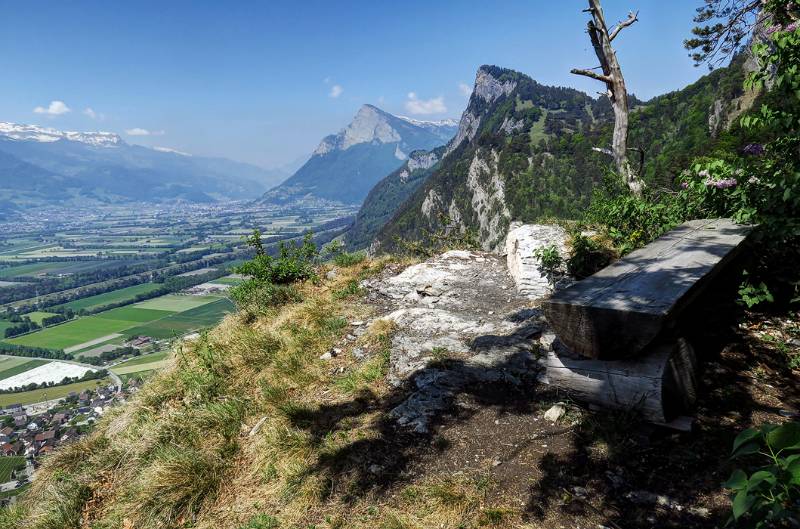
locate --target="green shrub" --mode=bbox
[532,244,563,279]
[587,174,686,255]
[229,281,302,313]
[566,232,616,279]
[393,215,480,258]
[724,422,800,527]
[321,239,367,267]
[236,231,318,285]
[333,251,366,267]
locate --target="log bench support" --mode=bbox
[535,218,752,423]
[537,334,698,424]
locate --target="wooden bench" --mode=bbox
[538,218,753,425]
[543,218,754,360]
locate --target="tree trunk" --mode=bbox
[571,0,644,196]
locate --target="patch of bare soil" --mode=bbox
[374,304,798,528]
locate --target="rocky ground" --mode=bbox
[342,240,799,528]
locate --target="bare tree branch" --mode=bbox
[609,10,639,41]
[570,68,613,84]
[571,0,644,196]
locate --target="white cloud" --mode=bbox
[458,82,472,97]
[405,92,447,115]
[83,107,104,121]
[125,128,165,136]
[33,100,71,116]
[329,84,343,98]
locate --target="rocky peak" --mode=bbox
[0,122,123,148]
[445,66,520,156]
[473,65,517,103]
[313,104,402,155]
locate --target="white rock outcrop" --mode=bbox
[505,223,568,299]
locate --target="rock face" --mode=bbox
[345,147,446,251]
[505,223,568,298]
[261,105,457,206]
[362,250,545,432]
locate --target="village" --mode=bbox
[0,379,140,505]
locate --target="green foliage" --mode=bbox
[566,232,616,280]
[532,244,563,278]
[724,422,800,527]
[238,513,280,529]
[332,279,363,300]
[587,174,687,254]
[392,215,480,258]
[229,281,302,314]
[323,239,367,267]
[236,230,318,285]
[739,274,776,309]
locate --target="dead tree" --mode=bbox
[571,0,644,196]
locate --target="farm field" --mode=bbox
[0,456,25,482]
[134,294,222,312]
[56,283,163,312]
[6,315,151,350]
[122,298,234,339]
[5,293,229,350]
[111,351,170,378]
[25,311,58,325]
[0,259,135,279]
[112,351,168,368]
[210,276,244,286]
[0,357,49,381]
[0,378,109,407]
[112,359,170,375]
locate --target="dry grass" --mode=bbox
[0,255,523,529]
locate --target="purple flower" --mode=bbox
[786,21,799,32]
[766,25,782,34]
[743,143,765,156]
[714,178,738,189]
[680,182,689,189]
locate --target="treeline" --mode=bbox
[79,346,139,366]
[0,342,71,360]
[0,259,161,305]
[0,368,107,394]
[7,250,245,314]
[3,311,74,338]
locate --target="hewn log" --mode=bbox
[543,219,753,359]
[538,337,697,424]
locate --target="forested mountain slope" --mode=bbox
[370,58,750,251]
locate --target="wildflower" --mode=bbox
[698,169,710,178]
[680,182,689,189]
[714,178,738,189]
[748,176,760,184]
[743,143,765,156]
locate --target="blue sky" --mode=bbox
[0,1,709,168]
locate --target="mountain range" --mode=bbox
[0,122,290,212]
[347,58,752,251]
[259,105,457,206]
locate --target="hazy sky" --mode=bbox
[0,1,711,168]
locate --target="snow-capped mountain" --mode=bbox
[261,104,457,206]
[0,121,288,211]
[0,122,123,148]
